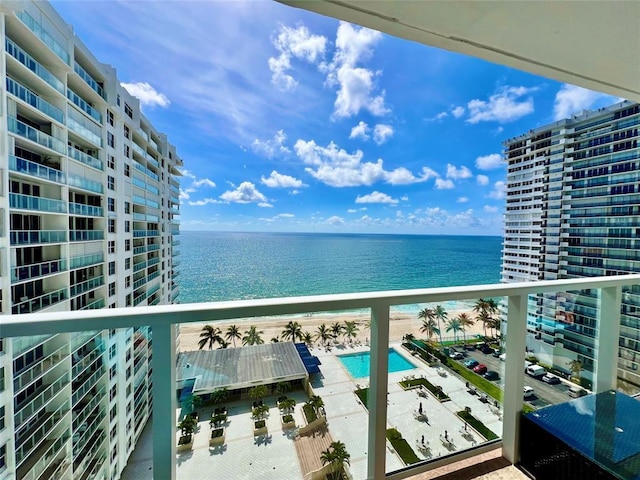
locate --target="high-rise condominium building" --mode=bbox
[0,1,182,479]
[501,100,640,390]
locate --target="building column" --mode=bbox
[594,286,621,392]
[367,305,390,480]
[152,323,177,480]
[502,293,527,464]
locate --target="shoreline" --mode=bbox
[177,304,487,352]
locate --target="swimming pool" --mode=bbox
[338,348,416,379]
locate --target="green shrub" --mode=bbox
[355,388,369,407]
[254,420,266,429]
[525,355,539,364]
[303,403,317,423]
[386,428,420,464]
[398,378,450,401]
[282,414,294,423]
[456,411,498,440]
[447,362,503,401]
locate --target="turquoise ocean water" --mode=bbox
[178,231,502,315]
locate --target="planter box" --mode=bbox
[253,420,268,436]
[281,415,295,429]
[209,427,225,446]
[177,434,193,452]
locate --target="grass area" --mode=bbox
[456,411,499,441]
[447,361,503,401]
[386,428,420,465]
[355,387,368,407]
[303,403,317,423]
[398,378,450,401]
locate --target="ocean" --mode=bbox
[177,231,502,313]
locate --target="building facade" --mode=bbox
[501,100,640,390]
[0,1,181,479]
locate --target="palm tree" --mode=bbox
[330,322,343,342]
[278,397,296,412]
[456,313,474,347]
[489,317,501,338]
[434,305,447,346]
[315,324,332,346]
[281,320,303,342]
[225,324,241,348]
[275,381,291,395]
[419,316,440,343]
[321,440,350,480]
[242,325,264,345]
[211,387,229,404]
[198,325,222,350]
[248,385,268,403]
[343,321,359,343]
[302,331,313,346]
[568,359,583,383]
[474,298,500,339]
[445,317,462,343]
[308,394,325,416]
[476,310,491,338]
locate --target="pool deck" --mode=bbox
[122,342,504,479]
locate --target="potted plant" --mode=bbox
[281,413,295,428]
[253,418,268,436]
[209,426,225,446]
[177,416,197,451]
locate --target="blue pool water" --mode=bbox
[338,349,416,379]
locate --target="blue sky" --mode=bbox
[51,1,621,236]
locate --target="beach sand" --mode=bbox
[177,306,487,352]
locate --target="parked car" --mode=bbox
[473,364,488,374]
[523,386,535,398]
[492,349,502,358]
[449,351,464,360]
[499,353,506,362]
[568,385,587,398]
[483,370,500,381]
[526,365,547,378]
[480,344,494,354]
[465,359,479,369]
[542,373,560,384]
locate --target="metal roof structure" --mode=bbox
[177,342,309,393]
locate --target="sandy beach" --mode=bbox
[178,306,487,352]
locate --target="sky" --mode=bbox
[51,1,621,236]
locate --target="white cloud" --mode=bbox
[457,197,469,203]
[451,106,465,118]
[475,153,503,170]
[121,82,170,108]
[349,121,370,140]
[489,181,507,199]
[258,202,273,208]
[347,208,357,213]
[553,84,615,120]
[268,24,327,91]
[446,164,472,180]
[188,198,222,206]
[373,124,393,144]
[435,178,455,189]
[326,215,345,225]
[180,187,195,200]
[355,191,398,204]
[324,22,388,118]
[261,213,295,222]
[466,86,536,123]
[483,205,499,213]
[260,170,305,188]
[477,174,490,186]
[192,178,216,188]
[251,130,291,158]
[294,139,435,187]
[219,181,271,205]
[425,111,448,122]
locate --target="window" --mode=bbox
[110,364,117,380]
[125,221,130,233]
[125,239,131,251]
[126,419,132,433]
[109,282,116,296]
[126,366,131,379]
[108,240,115,254]
[110,329,116,338]
[110,405,117,422]
[126,349,132,362]
[124,125,130,139]
[107,132,115,147]
[109,262,116,275]
[108,155,115,170]
[117,94,121,106]
[0,406,4,431]
[124,103,133,119]
[110,424,117,440]
[0,444,5,471]
[108,175,115,190]
[124,164,130,177]
[110,303,116,309]
[126,294,131,307]
[107,110,114,126]
[108,219,115,233]
[110,385,117,402]
[109,344,116,360]
[125,276,131,288]
[108,197,115,212]
[0,368,4,392]
[124,145,130,158]
[125,258,131,270]
[124,201,130,214]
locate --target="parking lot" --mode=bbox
[449,346,582,408]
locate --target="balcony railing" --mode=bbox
[9,155,65,184]
[69,202,103,217]
[8,116,66,154]
[12,288,67,314]
[2,274,639,480]
[69,230,104,242]
[16,11,70,64]
[11,258,67,283]
[73,62,105,99]
[67,146,103,171]
[5,37,65,94]
[6,76,65,123]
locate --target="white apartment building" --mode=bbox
[0,1,182,479]
[502,100,640,390]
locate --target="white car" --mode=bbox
[523,386,535,398]
[449,351,464,360]
[499,353,506,362]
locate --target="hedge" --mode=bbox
[398,377,450,401]
[386,428,420,464]
[456,411,498,441]
[303,403,317,423]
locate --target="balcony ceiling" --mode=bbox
[280,0,640,102]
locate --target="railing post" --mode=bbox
[367,305,390,480]
[502,294,527,464]
[595,286,621,392]
[152,324,177,480]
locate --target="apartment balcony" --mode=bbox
[6,76,65,123]
[68,145,103,171]
[3,275,636,480]
[67,87,102,123]
[68,175,104,194]
[69,230,104,242]
[16,10,70,64]
[73,61,105,99]
[8,116,66,154]
[11,258,67,283]
[70,275,104,298]
[9,154,65,184]
[5,37,65,94]
[12,287,67,314]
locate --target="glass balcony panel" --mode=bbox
[66,88,102,123]
[11,258,67,283]
[73,61,105,99]
[12,288,67,314]
[80,298,105,310]
[17,432,70,480]
[70,275,104,297]
[16,11,70,64]
[10,192,66,213]
[68,202,103,217]
[5,37,65,93]
[14,371,69,426]
[67,145,103,171]
[69,230,104,242]
[6,77,64,123]
[15,400,69,465]
[9,155,65,184]
[67,111,102,147]
[67,175,104,194]
[13,344,66,392]
[8,116,66,154]
[69,253,104,270]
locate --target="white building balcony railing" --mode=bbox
[2,274,639,480]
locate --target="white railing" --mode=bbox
[2,274,639,480]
